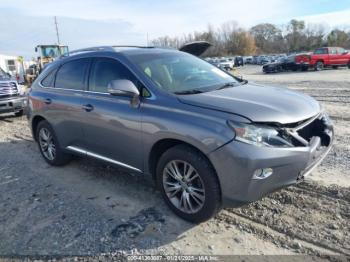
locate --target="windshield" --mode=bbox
[41,46,60,57]
[0,67,10,80]
[128,52,238,93]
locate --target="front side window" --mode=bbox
[89,58,137,93]
[127,52,237,94]
[337,48,345,54]
[55,59,89,90]
[330,48,337,55]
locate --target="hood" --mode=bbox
[179,41,212,56]
[178,83,320,124]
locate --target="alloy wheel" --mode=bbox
[38,128,56,161]
[162,160,205,214]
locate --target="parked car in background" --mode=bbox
[263,55,302,73]
[218,58,234,70]
[0,67,27,116]
[28,45,333,223]
[243,56,253,64]
[295,47,350,71]
[234,56,244,67]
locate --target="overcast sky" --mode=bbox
[0,0,350,59]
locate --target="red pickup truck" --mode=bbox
[295,47,350,71]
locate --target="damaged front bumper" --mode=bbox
[208,113,334,206]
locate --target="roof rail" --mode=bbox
[112,45,155,49]
[60,45,156,58]
[61,46,115,58]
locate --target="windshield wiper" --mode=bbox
[216,80,248,91]
[215,82,237,90]
[174,89,204,95]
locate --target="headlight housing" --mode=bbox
[228,121,293,147]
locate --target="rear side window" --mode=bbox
[89,58,137,93]
[41,69,57,87]
[55,59,90,90]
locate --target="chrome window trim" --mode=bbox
[38,56,154,98]
[38,82,153,98]
[66,146,142,172]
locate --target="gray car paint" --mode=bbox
[27,47,333,206]
[178,83,321,124]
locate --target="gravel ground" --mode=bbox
[0,65,349,260]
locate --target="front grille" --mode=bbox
[297,114,332,147]
[285,113,332,147]
[0,82,18,97]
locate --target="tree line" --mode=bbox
[151,19,350,56]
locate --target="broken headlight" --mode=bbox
[228,121,293,147]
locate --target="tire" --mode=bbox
[14,110,24,117]
[156,144,221,223]
[36,120,71,166]
[348,61,350,69]
[332,65,338,69]
[315,61,324,71]
[301,66,308,72]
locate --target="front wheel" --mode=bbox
[156,145,221,223]
[36,120,71,166]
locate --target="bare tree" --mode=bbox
[151,19,350,56]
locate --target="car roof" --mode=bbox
[50,46,181,66]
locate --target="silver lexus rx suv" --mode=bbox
[27,45,333,222]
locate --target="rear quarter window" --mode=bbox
[41,69,57,87]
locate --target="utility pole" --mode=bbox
[54,16,60,45]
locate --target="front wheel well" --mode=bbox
[31,115,46,141]
[148,139,217,182]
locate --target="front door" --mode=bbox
[80,57,143,172]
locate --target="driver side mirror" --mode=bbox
[108,79,140,97]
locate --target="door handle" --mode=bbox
[44,98,52,104]
[82,104,94,112]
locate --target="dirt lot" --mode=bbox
[0,65,349,260]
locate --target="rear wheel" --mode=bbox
[156,145,221,223]
[36,120,71,166]
[315,61,324,71]
[348,61,350,69]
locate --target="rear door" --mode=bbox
[79,57,143,172]
[38,58,90,149]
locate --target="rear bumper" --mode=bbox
[208,124,333,206]
[0,96,27,114]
